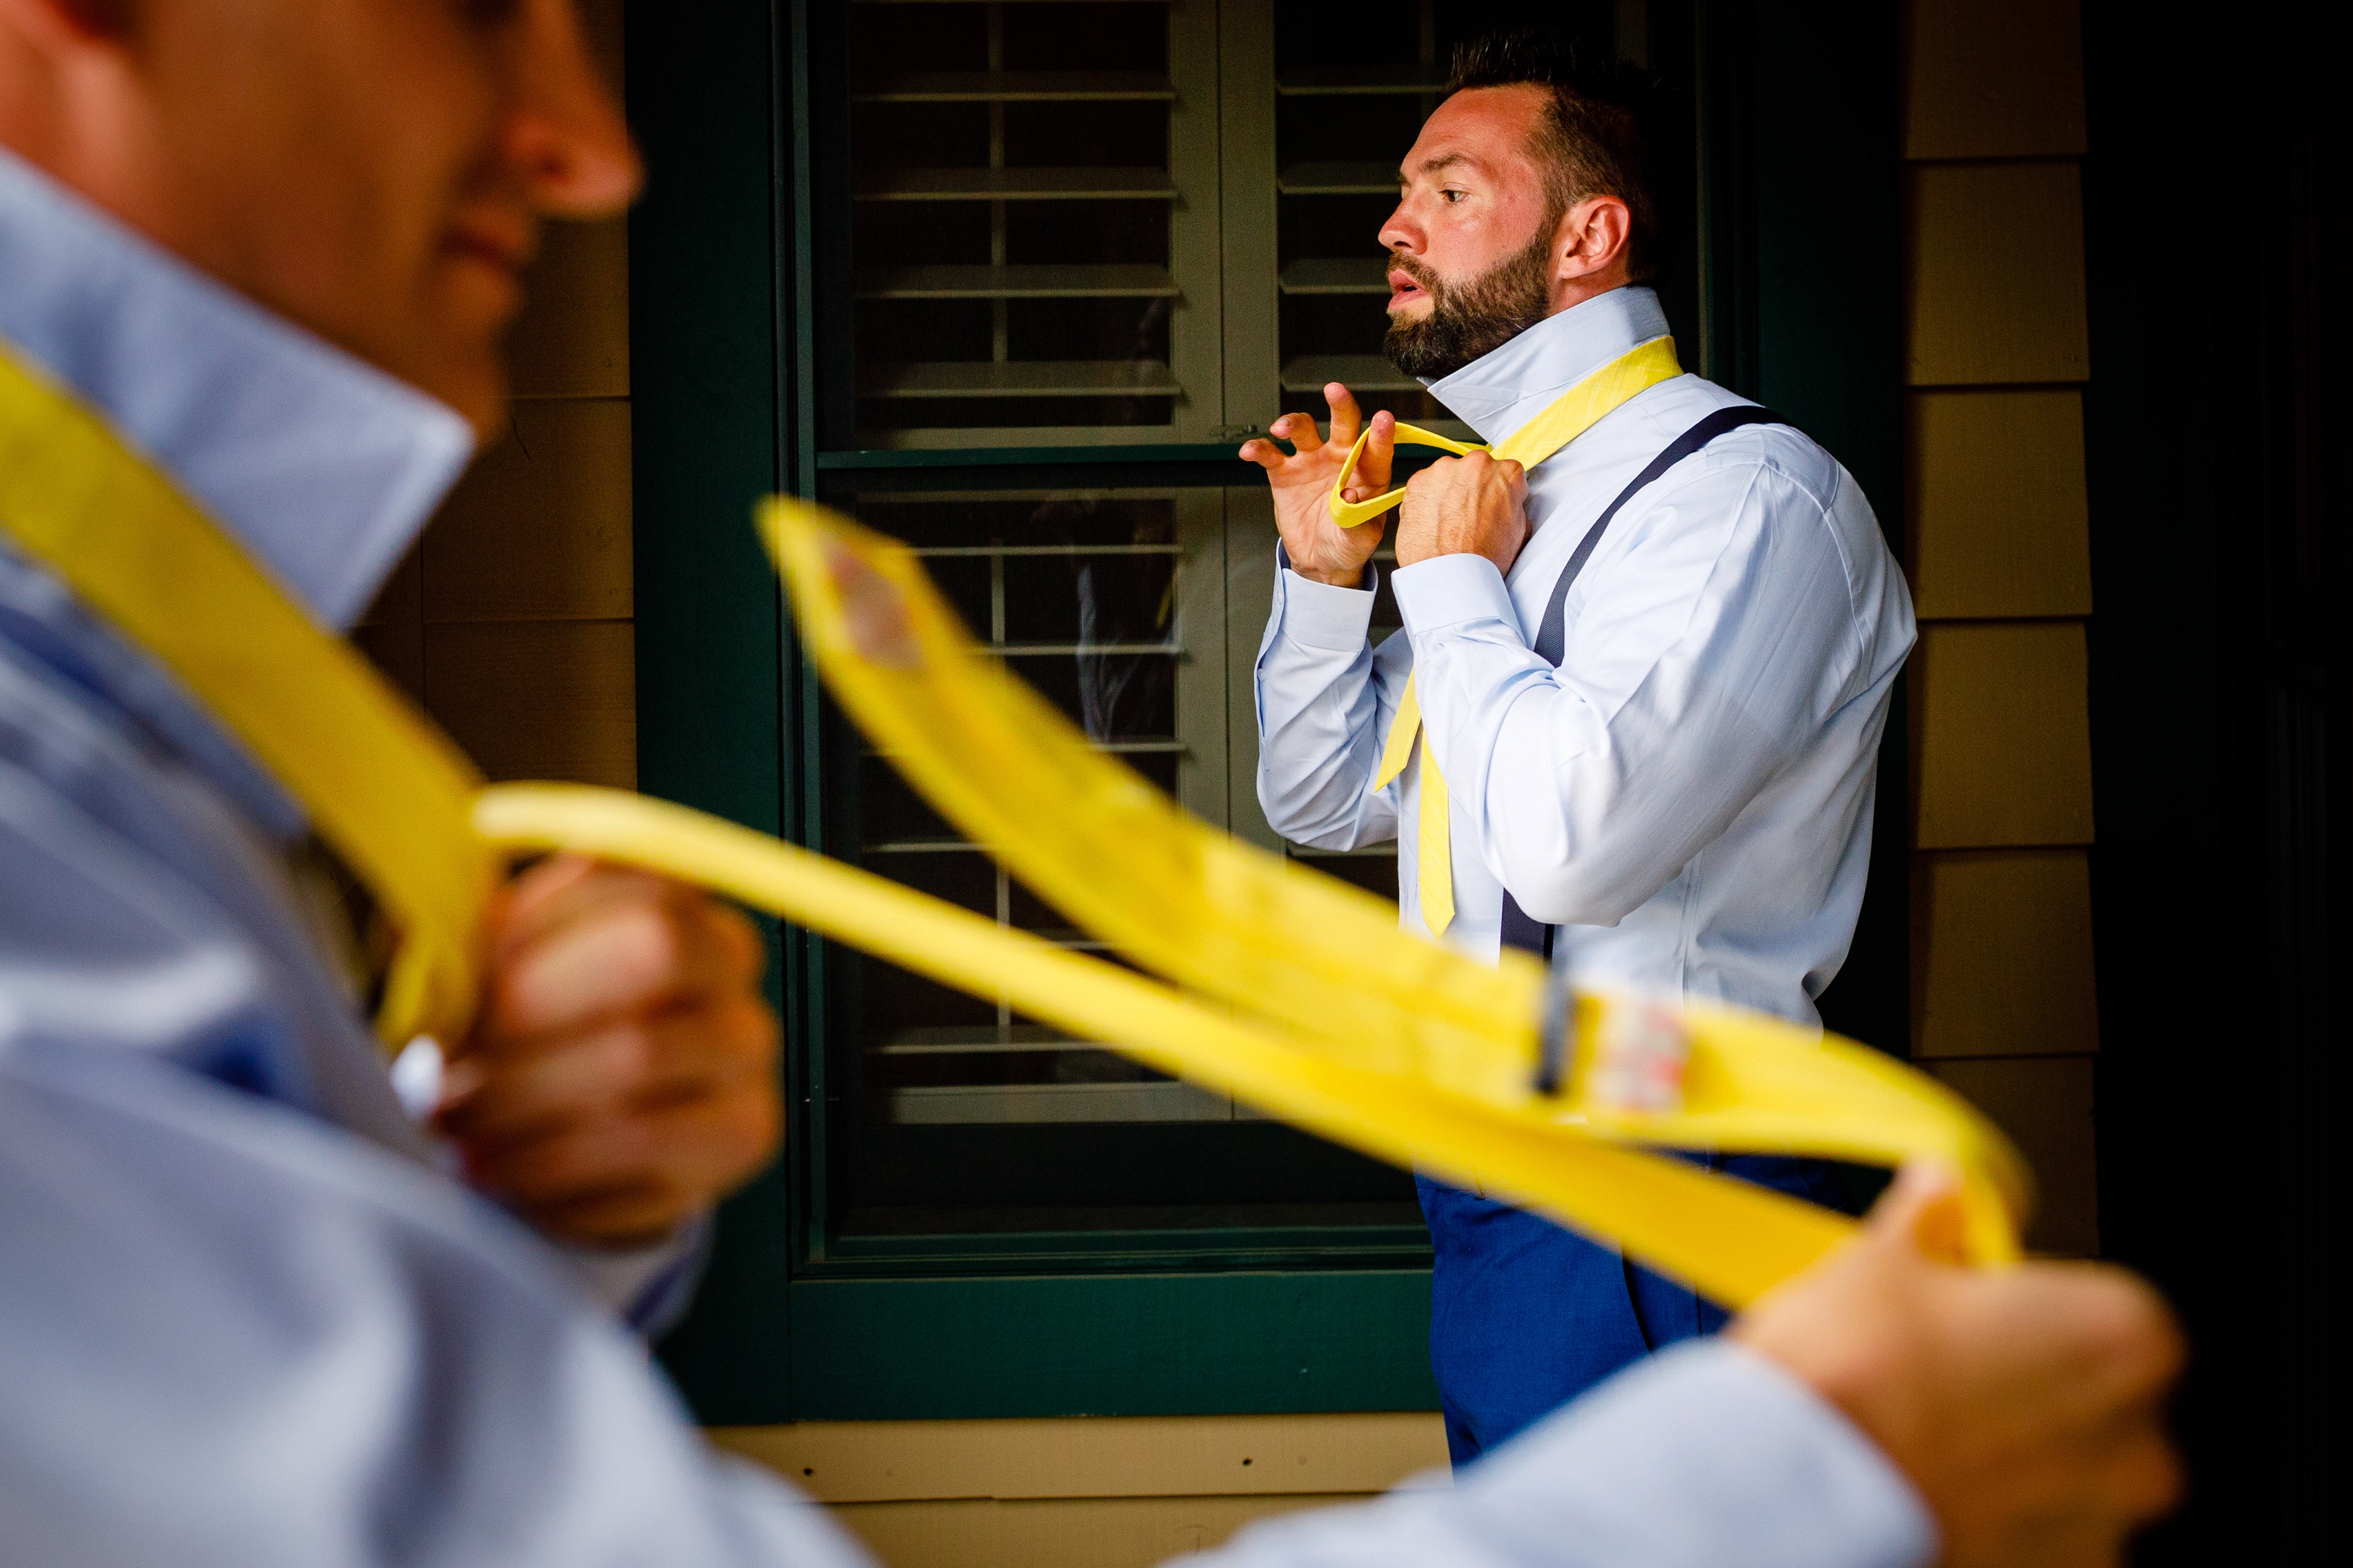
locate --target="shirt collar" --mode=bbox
[1425,284,1675,446]
[0,148,475,630]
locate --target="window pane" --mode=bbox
[844,1,1214,448]
[803,0,1695,1264]
[816,479,1421,1251]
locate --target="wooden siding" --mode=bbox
[1911,849,2099,1060]
[1905,161,2090,388]
[424,620,637,790]
[1901,0,2100,1254]
[1909,620,2096,850]
[424,399,633,624]
[1906,388,2091,620]
[1900,0,2087,162]
[717,1411,1448,1504]
[715,1412,1449,1568]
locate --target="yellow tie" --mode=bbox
[1350,335,1683,936]
[0,339,2028,1305]
[1369,673,1455,934]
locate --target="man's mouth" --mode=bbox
[444,218,536,280]
[1388,268,1431,311]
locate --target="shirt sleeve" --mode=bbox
[1183,1342,1936,1568]
[0,1032,879,1568]
[1391,459,1878,926]
[1251,547,1407,851]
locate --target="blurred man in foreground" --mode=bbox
[0,3,2180,1564]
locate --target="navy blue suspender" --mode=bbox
[1497,405,1790,957]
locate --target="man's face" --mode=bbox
[83,0,639,429]
[1379,85,1559,382]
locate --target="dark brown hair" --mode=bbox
[1446,30,1659,282]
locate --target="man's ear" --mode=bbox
[1552,194,1633,286]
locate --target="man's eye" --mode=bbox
[1441,189,1468,204]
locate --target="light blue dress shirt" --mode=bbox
[0,151,1931,1566]
[1254,286,1916,1028]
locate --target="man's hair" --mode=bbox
[1446,31,1659,282]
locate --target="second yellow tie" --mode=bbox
[1371,674,1452,934]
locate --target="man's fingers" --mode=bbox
[491,854,641,958]
[466,1087,781,1223]
[440,995,776,1151]
[1324,383,1363,450]
[1238,437,1287,472]
[491,858,760,981]
[480,887,764,1040]
[1400,452,1466,505]
[529,1183,692,1249]
[1271,410,1324,456]
[1864,1159,1972,1265]
[2057,1268,2188,1408]
[1347,409,1396,499]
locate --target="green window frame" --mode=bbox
[631,0,1906,1426]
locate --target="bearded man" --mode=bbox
[1246,34,1915,1465]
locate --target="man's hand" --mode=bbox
[1732,1163,2185,1568]
[1240,383,1395,588]
[1395,450,1529,576]
[435,856,781,1249]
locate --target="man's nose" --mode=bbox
[1379,199,1422,257]
[508,0,644,218]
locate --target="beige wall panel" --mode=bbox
[426,620,635,788]
[715,1411,1448,1505]
[1911,620,2095,849]
[506,218,630,399]
[580,0,624,95]
[830,1492,1359,1568]
[1903,0,2087,160]
[351,620,426,708]
[1905,162,2089,387]
[1913,849,2098,1059]
[423,399,633,622]
[353,544,426,702]
[1927,1055,2099,1255]
[355,542,422,629]
[1907,389,2091,619]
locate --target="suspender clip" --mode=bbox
[1589,999,1693,1114]
[1534,957,1694,1114]
[1535,953,1577,1096]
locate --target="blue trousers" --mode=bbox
[1417,1155,1852,1465]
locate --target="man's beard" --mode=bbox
[1382,224,1555,382]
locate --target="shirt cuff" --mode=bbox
[1391,552,1518,642]
[1463,1340,1936,1568]
[1273,542,1378,653]
[560,1212,713,1338]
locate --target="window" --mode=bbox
[809,474,1429,1269]
[803,0,1648,1266]
[843,1,1212,445]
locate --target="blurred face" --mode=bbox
[1378,85,1558,380]
[3,0,639,429]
